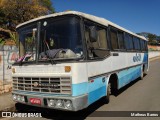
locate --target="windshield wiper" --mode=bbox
[39,56,84,63]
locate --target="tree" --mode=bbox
[41,0,55,13]
[0,1,7,29]
[0,0,55,31]
[148,33,157,45]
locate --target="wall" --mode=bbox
[149,51,160,58]
[0,45,18,82]
[148,45,160,51]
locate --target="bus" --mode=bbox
[12,11,149,111]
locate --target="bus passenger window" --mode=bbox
[133,37,140,51]
[144,41,148,51]
[136,38,141,51]
[129,35,134,50]
[125,33,134,50]
[118,31,125,49]
[85,21,109,59]
[110,29,119,50]
[140,40,145,51]
[97,28,108,49]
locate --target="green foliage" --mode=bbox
[0,0,55,47]
[148,33,156,41]
[137,32,160,45]
[9,32,18,46]
[148,34,158,45]
[0,38,5,45]
[0,0,55,31]
[0,9,7,29]
[26,37,34,45]
[41,0,55,13]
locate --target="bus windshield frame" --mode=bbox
[17,16,84,64]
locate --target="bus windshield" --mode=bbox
[17,16,83,63]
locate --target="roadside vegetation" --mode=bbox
[0,0,55,46]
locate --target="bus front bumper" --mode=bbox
[12,92,88,111]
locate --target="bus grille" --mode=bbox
[12,77,72,94]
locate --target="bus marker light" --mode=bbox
[12,68,16,73]
[65,66,71,72]
[90,80,94,83]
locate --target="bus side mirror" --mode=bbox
[89,26,98,42]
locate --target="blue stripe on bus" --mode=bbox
[88,76,107,105]
[72,82,88,96]
[88,86,106,105]
[118,65,141,89]
[72,65,142,105]
[72,76,107,105]
[143,53,148,63]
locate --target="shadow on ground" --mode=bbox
[15,77,143,120]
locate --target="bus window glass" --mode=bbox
[85,21,109,58]
[140,40,145,51]
[144,41,148,51]
[133,37,141,51]
[129,35,133,50]
[125,33,133,50]
[97,28,108,49]
[110,29,119,50]
[118,31,125,49]
[137,38,141,50]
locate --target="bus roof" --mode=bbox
[16,11,147,41]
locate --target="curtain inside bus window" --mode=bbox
[110,29,119,50]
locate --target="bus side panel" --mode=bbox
[143,52,148,63]
[143,52,149,72]
[117,65,141,89]
[72,63,88,96]
[72,82,88,96]
[88,76,108,105]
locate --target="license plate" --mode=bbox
[30,98,41,105]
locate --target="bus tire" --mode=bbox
[105,82,111,103]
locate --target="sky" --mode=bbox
[52,0,160,36]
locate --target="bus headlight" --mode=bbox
[12,94,17,100]
[21,96,25,102]
[56,100,63,108]
[47,98,73,110]
[12,94,26,102]
[64,100,72,109]
[48,99,56,107]
[17,95,21,101]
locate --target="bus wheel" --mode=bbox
[105,82,111,103]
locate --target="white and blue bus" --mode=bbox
[12,11,148,111]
